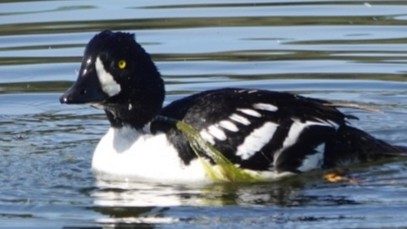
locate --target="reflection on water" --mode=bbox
[89,164,407,227]
[1,0,407,228]
[92,177,304,207]
[90,176,310,225]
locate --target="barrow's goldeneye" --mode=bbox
[60,30,406,182]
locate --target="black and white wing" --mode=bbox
[152,88,351,174]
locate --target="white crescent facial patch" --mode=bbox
[95,57,121,97]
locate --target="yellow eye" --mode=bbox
[117,59,127,69]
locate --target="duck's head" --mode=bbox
[60,30,165,129]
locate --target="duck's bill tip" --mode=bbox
[59,85,106,105]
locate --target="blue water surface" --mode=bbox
[1,1,407,228]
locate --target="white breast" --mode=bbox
[91,126,208,183]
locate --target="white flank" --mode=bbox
[236,122,279,160]
[297,143,325,172]
[237,108,262,117]
[207,125,227,141]
[92,126,208,182]
[199,129,215,145]
[95,57,121,97]
[253,103,278,112]
[219,120,239,132]
[229,113,251,125]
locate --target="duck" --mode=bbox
[60,30,406,183]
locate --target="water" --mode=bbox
[1,0,407,228]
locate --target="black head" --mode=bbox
[60,30,165,129]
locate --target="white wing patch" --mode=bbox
[236,122,279,160]
[229,113,251,125]
[237,108,262,117]
[253,103,278,112]
[199,129,215,145]
[219,120,239,132]
[297,143,325,172]
[283,119,331,148]
[95,57,121,97]
[200,119,239,144]
[207,125,227,141]
[273,119,333,167]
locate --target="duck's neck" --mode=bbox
[104,82,165,130]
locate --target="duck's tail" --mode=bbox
[324,125,407,168]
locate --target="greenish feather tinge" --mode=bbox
[172,118,262,183]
